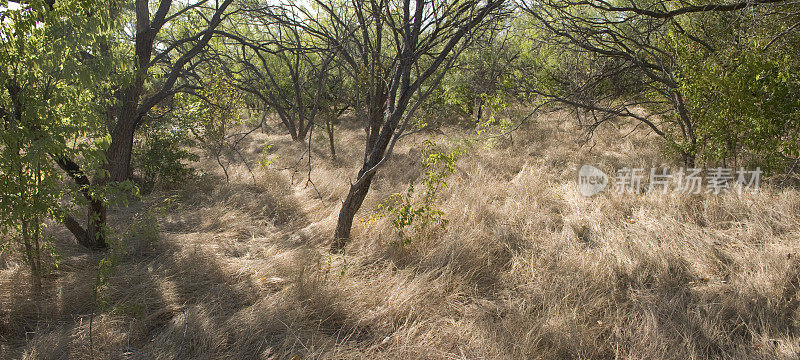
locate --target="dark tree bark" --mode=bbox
[106,0,170,182]
[107,110,138,182]
[53,155,108,249]
[517,0,786,166]
[62,214,89,247]
[106,0,234,182]
[332,171,375,247]
[326,116,336,161]
[322,0,507,251]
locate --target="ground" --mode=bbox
[2,110,800,359]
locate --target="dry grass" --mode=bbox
[2,111,800,359]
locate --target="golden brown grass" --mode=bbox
[2,112,800,359]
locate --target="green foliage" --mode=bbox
[0,0,113,282]
[476,94,514,146]
[364,140,464,245]
[132,109,199,193]
[195,77,245,149]
[179,71,245,180]
[429,29,524,124]
[259,142,279,170]
[517,3,800,170]
[92,246,119,310]
[676,36,800,171]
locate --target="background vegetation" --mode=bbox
[1,0,799,358]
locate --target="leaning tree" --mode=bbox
[282,0,509,250]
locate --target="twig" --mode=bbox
[89,312,94,357]
[172,307,189,360]
[214,149,229,183]
[780,157,800,186]
[230,145,257,184]
[763,20,800,51]
[482,100,555,141]
[304,124,325,205]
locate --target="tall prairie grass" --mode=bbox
[2,112,799,359]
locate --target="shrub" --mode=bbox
[365,140,464,245]
[132,113,198,193]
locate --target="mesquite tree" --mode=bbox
[289,0,508,250]
[211,3,351,143]
[517,0,800,167]
[105,0,234,183]
[1,0,236,250]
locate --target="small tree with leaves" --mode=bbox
[364,140,463,245]
[0,0,114,287]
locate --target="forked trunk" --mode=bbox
[682,150,697,168]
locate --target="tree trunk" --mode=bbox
[327,119,336,161]
[87,197,108,249]
[58,206,106,249]
[62,214,89,246]
[107,135,133,183]
[331,105,401,251]
[107,106,138,182]
[474,97,484,123]
[21,220,41,293]
[682,150,697,168]
[53,155,108,249]
[298,118,309,140]
[331,170,375,252]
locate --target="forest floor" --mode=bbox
[2,111,800,359]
